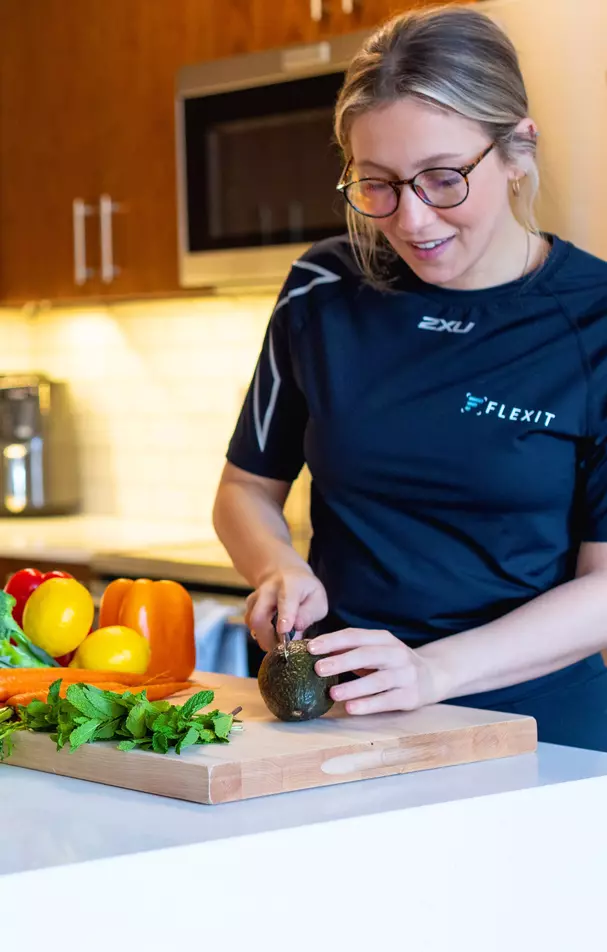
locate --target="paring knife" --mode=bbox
[271,611,297,659]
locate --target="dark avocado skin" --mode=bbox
[258,639,339,722]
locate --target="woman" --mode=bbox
[213,5,607,751]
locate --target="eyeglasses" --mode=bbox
[336,143,495,218]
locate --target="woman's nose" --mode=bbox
[393,185,440,233]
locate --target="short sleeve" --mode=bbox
[580,297,607,542]
[226,279,308,482]
[581,428,607,542]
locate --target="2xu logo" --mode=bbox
[418,316,475,334]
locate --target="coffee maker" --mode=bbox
[0,374,80,516]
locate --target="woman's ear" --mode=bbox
[517,116,539,140]
[507,116,539,183]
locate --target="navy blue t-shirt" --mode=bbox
[227,234,607,646]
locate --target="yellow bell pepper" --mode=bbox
[22,577,94,658]
[70,625,151,674]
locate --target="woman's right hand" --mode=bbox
[245,567,328,653]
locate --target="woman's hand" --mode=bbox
[245,567,328,652]
[308,628,443,714]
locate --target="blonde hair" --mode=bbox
[334,4,540,288]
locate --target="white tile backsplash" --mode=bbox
[0,294,310,537]
[0,313,33,370]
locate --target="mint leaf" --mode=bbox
[175,726,200,754]
[65,685,100,718]
[108,690,140,710]
[94,717,123,740]
[69,718,103,752]
[67,684,120,720]
[117,739,138,751]
[179,690,214,721]
[150,709,182,740]
[152,731,169,754]
[21,700,53,731]
[194,726,216,744]
[125,703,148,739]
[48,680,62,705]
[211,712,232,740]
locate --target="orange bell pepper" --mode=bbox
[98,578,195,680]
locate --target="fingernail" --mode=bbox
[316,661,331,675]
[308,641,321,653]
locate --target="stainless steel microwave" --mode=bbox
[175,30,370,293]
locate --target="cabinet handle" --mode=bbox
[310,0,324,22]
[342,0,355,12]
[72,199,96,286]
[99,194,122,284]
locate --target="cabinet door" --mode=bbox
[85,0,216,297]
[89,0,326,298]
[327,0,468,36]
[0,1,103,303]
[252,0,323,50]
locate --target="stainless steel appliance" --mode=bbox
[0,374,80,516]
[175,31,370,293]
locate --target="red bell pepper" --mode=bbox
[4,568,74,627]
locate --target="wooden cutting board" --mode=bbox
[2,671,537,804]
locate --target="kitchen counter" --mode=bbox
[0,514,310,589]
[2,741,607,950]
[90,534,310,588]
[0,515,206,564]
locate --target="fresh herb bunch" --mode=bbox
[0,679,242,760]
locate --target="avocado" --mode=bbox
[258,639,339,722]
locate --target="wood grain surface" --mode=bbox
[2,671,537,804]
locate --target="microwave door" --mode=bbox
[178,70,347,291]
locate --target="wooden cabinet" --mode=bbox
[324,0,466,36]
[0,2,105,303]
[0,0,466,306]
[0,0,216,304]
[81,1,213,299]
[253,0,323,50]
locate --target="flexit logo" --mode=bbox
[461,393,556,428]
[418,316,475,334]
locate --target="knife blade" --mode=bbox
[271,611,297,659]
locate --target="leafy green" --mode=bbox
[0,680,243,761]
[0,590,59,668]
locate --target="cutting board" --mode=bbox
[2,671,537,804]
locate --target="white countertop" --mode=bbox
[2,742,607,951]
[1,740,604,878]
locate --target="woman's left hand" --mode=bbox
[308,628,443,715]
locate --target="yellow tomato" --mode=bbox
[22,577,94,657]
[71,625,151,674]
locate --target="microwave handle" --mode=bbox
[99,194,122,283]
[72,199,96,286]
[310,0,324,21]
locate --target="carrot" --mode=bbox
[0,668,182,702]
[135,681,194,702]
[6,681,135,707]
[5,679,196,708]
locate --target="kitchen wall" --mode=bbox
[1,296,311,537]
[2,312,32,371]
